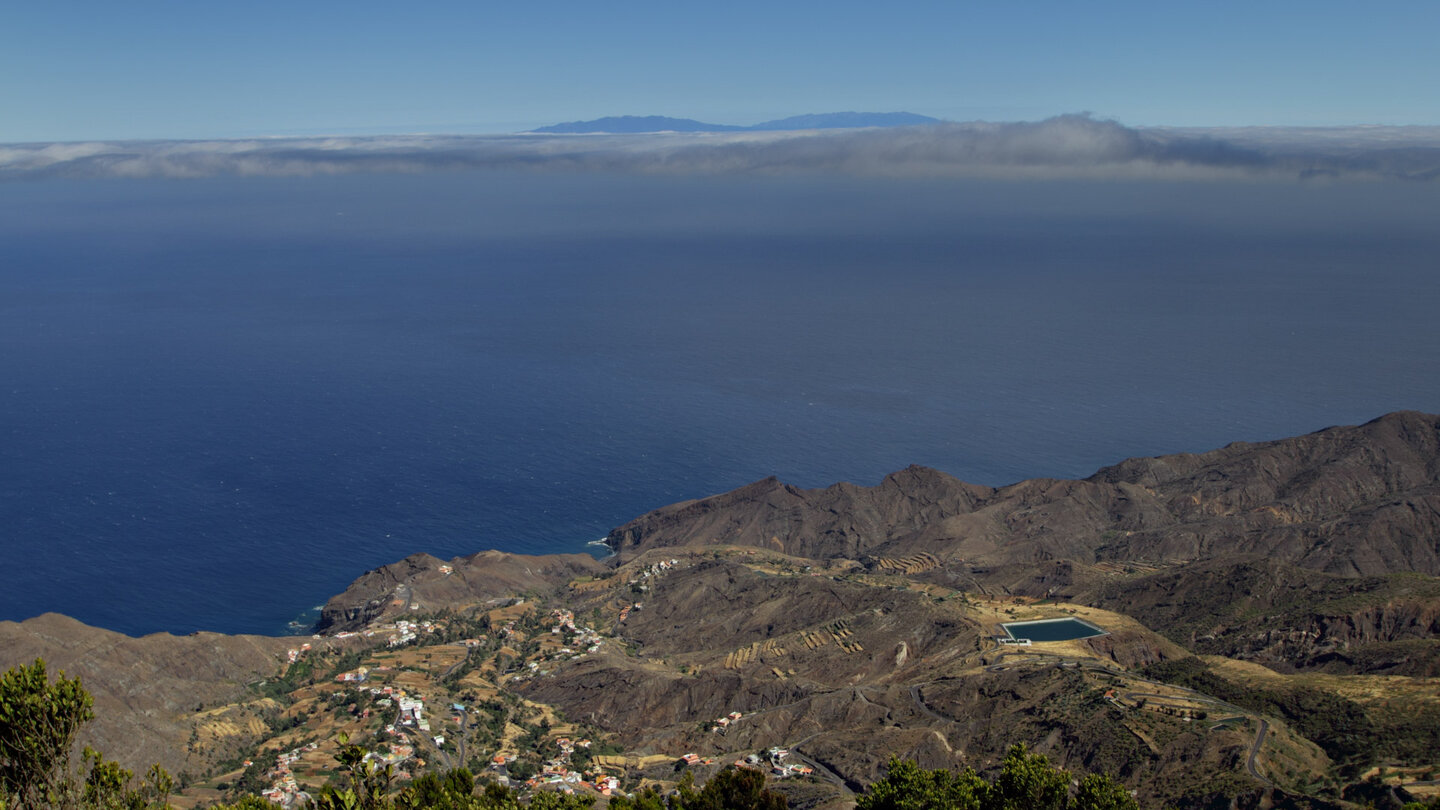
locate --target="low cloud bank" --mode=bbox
[4,115,1439,182]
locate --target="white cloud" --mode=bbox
[3,117,1439,182]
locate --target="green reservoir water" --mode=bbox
[1001,618,1107,642]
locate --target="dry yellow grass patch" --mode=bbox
[1200,656,1440,705]
[193,697,282,718]
[487,602,534,625]
[593,754,675,769]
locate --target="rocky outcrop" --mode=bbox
[317,550,607,633]
[1218,599,1440,675]
[1083,628,1187,669]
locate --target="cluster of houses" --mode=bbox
[710,711,744,734]
[684,747,811,780]
[759,747,814,779]
[256,742,320,808]
[611,558,684,626]
[592,773,624,795]
[386,618,444,647]
[549,609,604,653]
[492,738,625,796]
[334,666,369,683]
[323,682,430,740]
[285,643,312,664]
[626,558,682,595]
[326,618,448,646]
[396,694,429,731]
[510,610,612,684]
[366,741,415,766]
[553,737,591,759]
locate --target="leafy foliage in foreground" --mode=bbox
[856,748,1138,810]
[209,762,595,810]
[237,760,784,810]
[0,659,173,810]
[608,768,786,810]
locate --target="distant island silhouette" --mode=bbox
[530,111,941,133]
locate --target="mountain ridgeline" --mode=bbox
[593,410,1440,675]
[603,410,1440,578]
[530,112,942,134]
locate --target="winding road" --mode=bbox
[909,684,957,725]
[1121,690,1271,787]
[1245,719,1271,786]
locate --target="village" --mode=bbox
[217,580,805,810]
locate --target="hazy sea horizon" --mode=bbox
[3,171,1438,637]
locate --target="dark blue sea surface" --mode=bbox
[2,173,1438,636]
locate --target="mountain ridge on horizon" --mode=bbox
[529,110,942,134]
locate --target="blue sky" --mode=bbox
[3,1,1437,142]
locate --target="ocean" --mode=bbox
[2,172,1437,637]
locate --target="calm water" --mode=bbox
[1002,618,1108,643]
[2,172,1438,636]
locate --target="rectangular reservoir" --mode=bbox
[1001,617,1107,643]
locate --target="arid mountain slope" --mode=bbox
[317,550,608,633]
[1077,558,1440,675]
[514,551,1228,804]
[606,411,1440,577]
[0,613,290,777]
[605,465,996,562]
